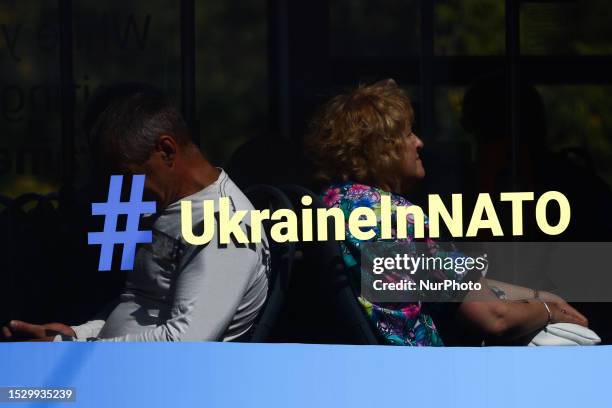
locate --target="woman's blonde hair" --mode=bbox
[305,79,414,193]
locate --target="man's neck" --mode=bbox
[175,149,221,200]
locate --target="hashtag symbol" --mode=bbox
[88,175,156,271]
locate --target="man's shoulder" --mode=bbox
[219,171,257,212]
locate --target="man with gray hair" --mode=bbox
[2,90,269,341]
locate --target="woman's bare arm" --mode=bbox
[458,278,588,342]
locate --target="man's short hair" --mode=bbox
[90,90,192,169]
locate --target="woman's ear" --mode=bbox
[157,135,177,166]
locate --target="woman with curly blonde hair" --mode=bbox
[305,79,587,346]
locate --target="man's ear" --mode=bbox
[157,135,177,167]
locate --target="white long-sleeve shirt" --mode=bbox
[59,170,269,341]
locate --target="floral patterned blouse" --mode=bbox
[322,181,472,346]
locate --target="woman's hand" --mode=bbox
[1,320,76,342]
[537,290,588,327]
[545,300,589,327]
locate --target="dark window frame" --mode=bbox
[56,0,612,188]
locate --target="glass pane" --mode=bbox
[0,2,61,197]
[424,87,474,194]
[434,0,505,55]
[330,0,420,57]
[73,0,181,186]
[538,85,612,187]
[521,2,612,56]
[435,86,471,144]
[196,1,268,165]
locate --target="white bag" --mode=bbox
[528,323,601,346]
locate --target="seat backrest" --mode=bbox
[243,184,296,342]
[279,184,382,345]
[0,193,63,324]
[0,194,14,326]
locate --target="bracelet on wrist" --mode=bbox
[541,301,552,325]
